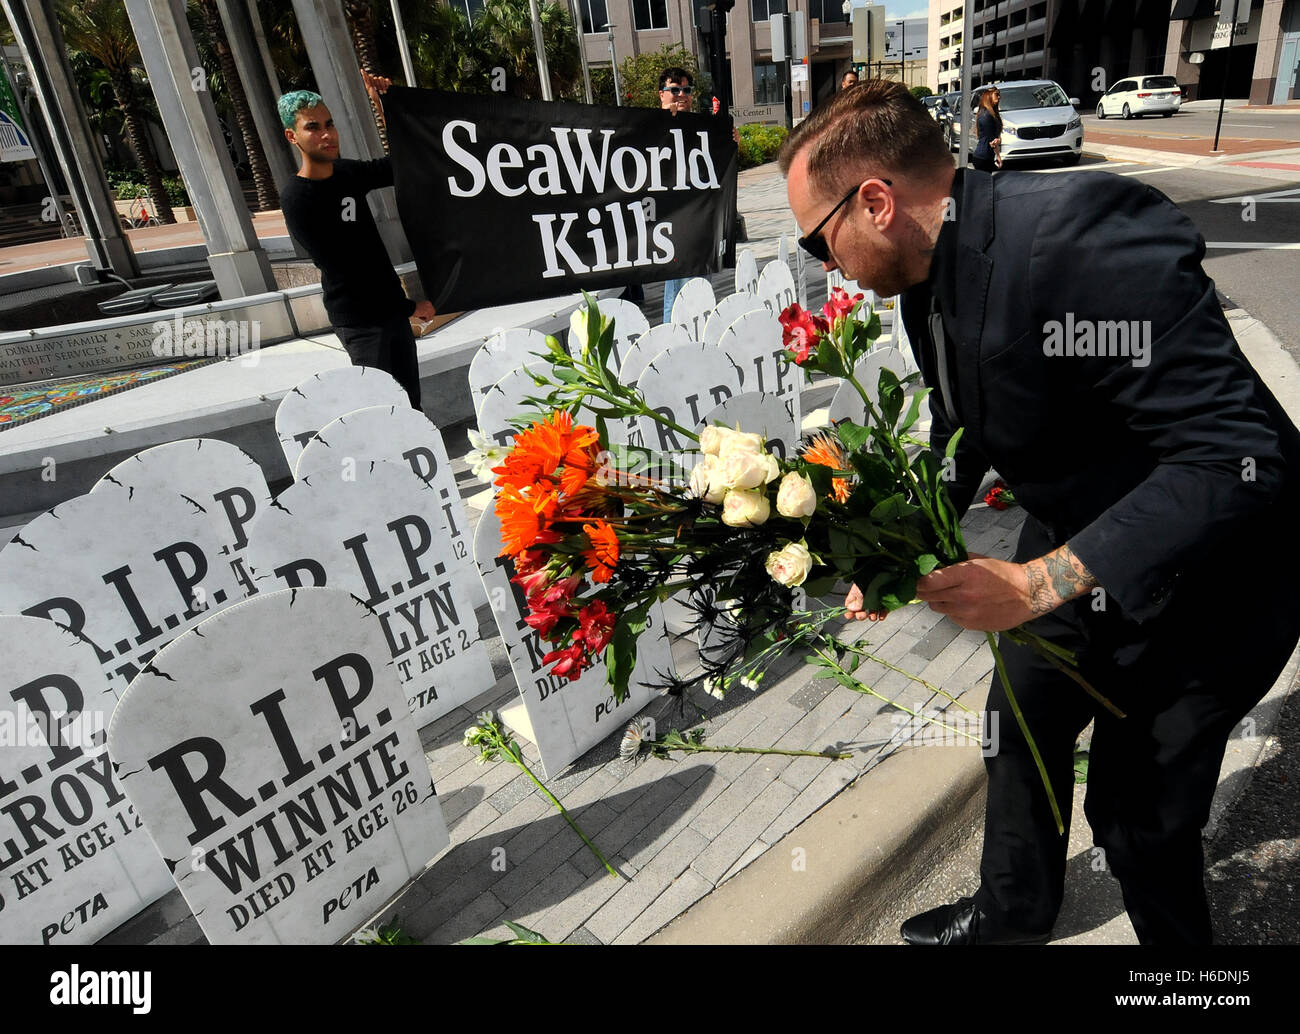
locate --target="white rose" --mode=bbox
[689,455,728,504]
[765,541,814,587]
[720,449,776,490]
[699,425,725,457]
[716,428,765,457]
[776,472,817,518]
[721,488,771,527]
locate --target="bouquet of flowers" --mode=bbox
[489,292,1117,831]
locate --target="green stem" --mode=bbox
[842,642,978,715]
[1004,628,1126,719]
[985,631,1064,835]
[811,645,983,745]
[501,738,621,879]
[656,741,852,760]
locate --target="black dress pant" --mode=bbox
[335,313,422,410]
[972,517,1300,944]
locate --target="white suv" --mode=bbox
[957,80,1084,166]
[1096,75,1182,119]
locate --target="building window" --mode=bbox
[807,0,846,24]
[752,0,786,23]
[579,0,609,32]
[633,0,669,30]
[754,62,787,104]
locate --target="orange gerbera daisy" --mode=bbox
[496,485,558,557]
[802,431,853,504]
[581,520,620,583]
[494,411,600,499]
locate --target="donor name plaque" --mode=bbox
[107,588,450,945]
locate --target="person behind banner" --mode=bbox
[277,74,434,409]
[658,66,696,325]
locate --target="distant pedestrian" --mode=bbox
[841,69,860,91]
[972,86,1003,172]
[658,66,696,324]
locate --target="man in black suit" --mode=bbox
[779,79,1300,945]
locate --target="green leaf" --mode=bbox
[835,420,872,454]
[879,572,917,611]
[605,619,639,703]
[553,367,581,384]
[944,426,966,460]
[859,571,893,611]
[1073,748,1090,783]
[899,387,931,434]
[916,553,941,576]
[869,494,919,522]
[878,368,905,428]
[503,920,550,943]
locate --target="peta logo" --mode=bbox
[49,965,151,1014]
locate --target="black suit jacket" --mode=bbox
[901,168,1300,640]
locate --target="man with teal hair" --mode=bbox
[278,72,434,408]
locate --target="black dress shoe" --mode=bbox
[900,897,1051,945]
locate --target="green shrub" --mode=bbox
[613,43,712,110]
[114,181,145,200]
[910,85,934,100]
[162,176,189,206]
[737,123,789,170]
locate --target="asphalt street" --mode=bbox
[994,152,1300,357]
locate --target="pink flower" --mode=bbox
[779,304,829,365]
[577,600,616,653]
[543,643,587,680]
[822,286,864,327]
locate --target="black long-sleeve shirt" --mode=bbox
[279,158,415,328]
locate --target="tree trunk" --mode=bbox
[344,0,388,153]
[111,73,175,225]
[197,0,279,211]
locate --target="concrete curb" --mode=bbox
[647,686,990,944]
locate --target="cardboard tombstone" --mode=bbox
[702,291,765,350]
[616,322,692,387]
[0,485,243,699]
[295,406,477,581]
[714,309,802,433]
[699,391,800,461]
[276,366,411,474]
[244,460,493,728]
[92,438,270,600]
[734,249,759,297]
[0,616,175,945]
[625,341,747,453]
[778,234,790,266]
[569,297,649,373]
[757,260,798,317]
[477,367,551,452]
[827,348,911,426]
[107,587,450,945]
[669,277,716,340]
[473,509,671,777]
[469,328,551,421]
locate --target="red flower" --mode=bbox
[577,600,616,653]
[513,566,553,598]
[779,304,829,365]
[543,643,587,680]
[983,479,1016,510]
[822,286,864,326]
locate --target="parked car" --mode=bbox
[1096,74,1182,119]
[922,95,946,120]
[946,80,1084,166]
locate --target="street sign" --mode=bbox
[771,15,787,62]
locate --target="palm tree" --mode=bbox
[58,0,175,223]
[474,0,581,100]
[343,0,387,150]
[193,0,279,210]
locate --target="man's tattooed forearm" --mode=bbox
[1026,545,1097,615]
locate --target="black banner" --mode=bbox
[384,88,739,312]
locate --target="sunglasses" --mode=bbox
[797,179,892,263]
[662,85,693,96]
